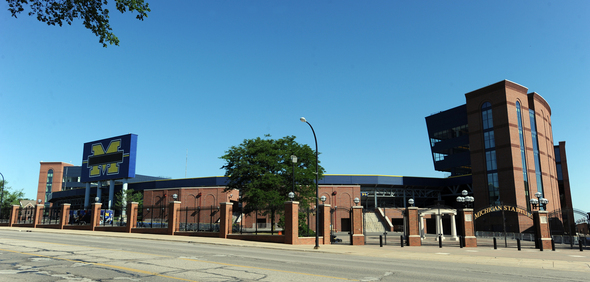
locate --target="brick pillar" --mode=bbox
[126,202,138,233]
[90,203,102,231]
[168,201,181,235]
[33,204,43,228]
[284,201,299,244]
[319,204,331,245]
[9,205,19,227]
[350,206,365,245]
[459,209,477,247]
[534,211,552,250]
[219,202,233,238]
[406,207,421,246]
[60,204,70,229]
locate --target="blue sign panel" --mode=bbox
[81,134,137,182]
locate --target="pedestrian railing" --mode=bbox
[136,205,168,228]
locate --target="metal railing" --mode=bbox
[68,209,93,225]
[38,206,61,225]
[177,206,220,232]
[136,205,168,228]
[16,207,35,224]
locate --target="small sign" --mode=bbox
[540,216,547,224]
[465,214,472,222]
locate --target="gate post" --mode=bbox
[350,206,365,245]
[90,203,101,231]
[284,201,299,244]
[219,202,233,238]
[168,201,181,235]
[533,211,552,250]
[33,204,43,228]
[319,204,331,244]
[459,208,477,247]
[9,205,19,227]
[406,207,421,246]
[60,204,70,229]
[126,202,138,233]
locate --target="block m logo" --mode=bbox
[86,139,125,178]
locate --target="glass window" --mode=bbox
[484,131,495,149]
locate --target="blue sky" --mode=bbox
[1,1,589,212]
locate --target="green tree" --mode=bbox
[115,188,143,210]
[1,180,25,218]
[220,135,324,233]
[6,0,151,47]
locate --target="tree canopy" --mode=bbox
[6,0,151,47]
[220,135,324,215]
[1,180,25,218]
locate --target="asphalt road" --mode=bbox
[0,229,587,281]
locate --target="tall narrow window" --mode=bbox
[482,102,499,205]
[529,109,544,208]
[516,102,531,210]
[45,169,53,193]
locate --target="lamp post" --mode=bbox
[0,172,4,221]
[530,191,548,210]
[300,117,320,249]
[456,190,474,208]
[291,155,297,196]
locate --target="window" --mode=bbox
[45,169,53,193]
[482,102,499,206]
[516,102,532,210]
[529,109,544,199]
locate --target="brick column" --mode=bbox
[168,201,181,235]
[350,206,365,245]
[533,211,552,250]
[406,207,421,246]
[90,203,102,231]
[284,201,299,244]
[126,202,138,233]
[60,204,70,229]
[459,208,477,247]
[319,204,331,244]
[9,205,19,227]
[219,202,233,238]
[33,204,43,228]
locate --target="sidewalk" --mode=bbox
[1,227,588,272]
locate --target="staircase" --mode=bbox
[364,212,386,233]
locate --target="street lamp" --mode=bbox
[530,191,548,210]
[456,190,474,208]
[291,155,297,196]
[300,117,320,249]
[0,172,4,221]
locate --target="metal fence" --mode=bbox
[68,209,93,225]
[136,205,168,228]
[234,205,283,235]
[38,206,61,225]
[177,206,220,232]
[0,207,11,223]
[299,207,316,237]
[16,207,35,224]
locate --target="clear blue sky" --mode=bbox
[1,1,589,212]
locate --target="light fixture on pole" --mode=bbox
[0,172,4,221]
[456,190,474,208]
[300,117,320,249]
[531,191,548,210]
[291,155,297,196]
